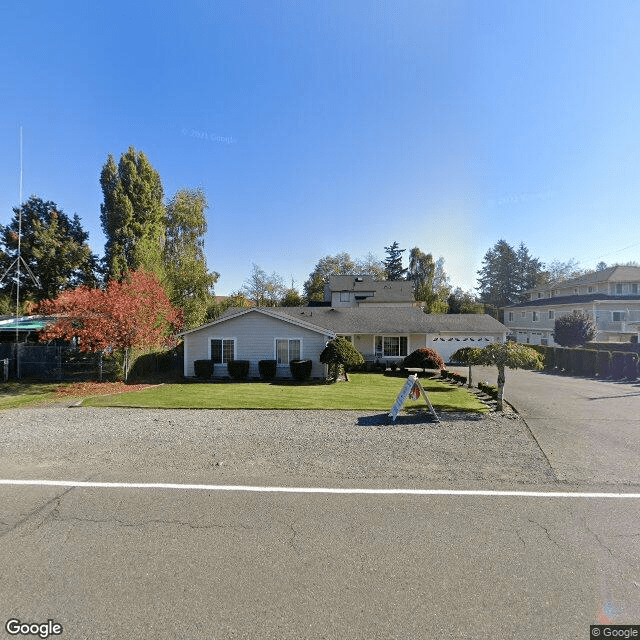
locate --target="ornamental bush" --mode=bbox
[227,359,250,380]
[553,310,597,347]
[194,359,213,378]
[258,359,277,380]
[320,337,365,382]
[402,347,445,372]
[290,359,313,381]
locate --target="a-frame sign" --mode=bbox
[388,374,439,422]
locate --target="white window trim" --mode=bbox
[274,337,303,366]
[339,291,350,302]
[209,337,236,364]
[612,311,626,322]
[373,335,409,358]
[508,312,514,322]
[532,311,539,322]
[548,310,555,319]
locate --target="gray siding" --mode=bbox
[184,312,331,378]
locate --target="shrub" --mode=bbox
[440,369,449,379]
[544,346,556,370]
[320,337,365,382]
[623,353,639,379]
[478,381,498,399]
[258,359,277,380]
[194,359,213,378]
[402,347,445,372]
[289,359,312,381]
[582,350,598,377]
[569,348,582,375]
[610,351,626,379]
[596,350,611,378]
[227,359,250,380]
[553,310,597,347]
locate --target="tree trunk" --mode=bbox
[496,365,505,411]
[468,364,472,388]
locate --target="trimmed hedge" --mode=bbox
[290,359,313,381]
[596,350,611,378]
[581,350,598,377]
[610,351,626,379]
[258,359,277,380]
[227,360,250,380]
[194,359,214,378]
[623,353,639,379]
[478,381,498,399]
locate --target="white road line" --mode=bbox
[0,479,639,499]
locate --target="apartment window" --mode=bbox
[275,338,301,365]
[508,312,514,322]
[521,311,526,318]
[340,291,350,302]
[616,284,623,294]
[375,336,408,357]
[211,338,235,364]
[537,293,542,299]
[612,311,626,322]
[632,284,639,294]
[548,310,554,320]
[532,311,539,322]
[588,286,594,293]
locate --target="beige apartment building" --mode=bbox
[502,266,640,345]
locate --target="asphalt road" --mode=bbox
[1,371,639,639]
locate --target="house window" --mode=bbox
[616,284,623,294]
[275,339,301,365]
[612,311,626,322]
[375,336,408,357]
[508,312,513,322]
[340,291,350,302]
[588,286,594,293]
[211,338,235,364]
[633,284,639,294]
[532,312,539,322]
[537,293,542,299]
[548,310,554,320]
[520,311,526,318]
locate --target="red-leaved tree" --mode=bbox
[37,270,184,380]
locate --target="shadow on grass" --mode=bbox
[0,382,59,396]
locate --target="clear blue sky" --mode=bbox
[1,0,639,295]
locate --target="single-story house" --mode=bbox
[181,306,507,378]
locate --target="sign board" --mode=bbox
[388,374,439,423]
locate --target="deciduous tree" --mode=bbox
[303,252,357,303]
[467,342,543,411]
[164,188,219,329]
[38,270,183,380]
[242,263,285,306]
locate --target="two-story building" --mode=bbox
[502,265,640,345]
[323,275,416,307]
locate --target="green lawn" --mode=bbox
[82,373,488,412]
[0,382,63,410]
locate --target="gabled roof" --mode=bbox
[326,275,415,303]
[258,306,506,334]
[529,265,640,292]
[180,307,336,337]
[504,294,640,309]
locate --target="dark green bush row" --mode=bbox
[525,346,639,379]
[290,359,312,381]
[478,381,498,399]
[194,359,214,378]
[227,360,250,380]
[440,369,467,385]
[258,359,277,380]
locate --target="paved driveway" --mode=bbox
[450,365,640,486]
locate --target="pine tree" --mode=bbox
[476,239,520,308]
[383,241,407,280]
[100,146,166,280]
[164,188,219,329]
[0,196,98,302]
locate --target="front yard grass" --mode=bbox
[82,373,488,412]
[0,382,62,410]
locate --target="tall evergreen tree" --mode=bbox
[476,239,520,308]
[383,241,407,280]
[515,242,544,300]
[164,188,219,329]
[0,196,98,303]
[100,146,166,280]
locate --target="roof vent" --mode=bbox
[355,277,363,282]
